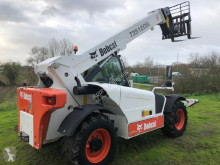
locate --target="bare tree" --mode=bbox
[175,52,220,94]
[144,57,153,67]
[26,38,75,67]
[133,62,145,75]
[189,53,200,68]
[121,56,129,68]
[144,56,153,75]
[48,38,60,57]
[26,47,49,66]
[48,38,74,57]
[59,38,74,55]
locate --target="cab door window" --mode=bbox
[84,56,128,86]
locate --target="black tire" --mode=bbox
[63,113,117,165]
[162,101,188,137]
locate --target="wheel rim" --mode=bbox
[175,109,185,130]
[85,128,111,163]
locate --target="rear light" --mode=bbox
[46,96,56,105]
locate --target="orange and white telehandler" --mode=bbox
[17,2,198,164]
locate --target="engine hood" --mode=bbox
[87,82,122,105]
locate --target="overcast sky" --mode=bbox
[0,0,220,66]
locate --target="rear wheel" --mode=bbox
[63,113,117,165]
[162,101,187,137]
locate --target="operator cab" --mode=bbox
[83,55,129,87]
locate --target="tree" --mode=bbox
[59,38,74,55]
[175,52,220,94]
[189,53,200,69]
[144,56,153,75]
[48,38,74,57]
[27,38,74,66]
[121,56,129,68]
[48,38,60,57]
[26,47,49,66]
[2,62,21,87]
[144,56,153,67]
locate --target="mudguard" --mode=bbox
[155,93,165,114]
[164,94,186,112]
[58,104,114,136]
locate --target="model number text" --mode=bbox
[129,22,151,38]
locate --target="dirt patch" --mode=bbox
[203,111,215,115]
[199,122,216,136]
[200,130,214,136]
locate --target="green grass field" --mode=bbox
[133,83,153,91]
[0,87,220,165]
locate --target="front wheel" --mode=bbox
[63,113,117,165]
[162,101,188,137]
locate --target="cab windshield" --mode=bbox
[83,56,129,86]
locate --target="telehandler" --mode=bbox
[17,1,198,164]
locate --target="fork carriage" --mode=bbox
[160,1,191,42]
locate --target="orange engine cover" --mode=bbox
[17,87,67,149]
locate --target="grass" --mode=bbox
[133,83,153,91]
[113,93,220,165]
[0,87,220,164]
[0,101,17,112]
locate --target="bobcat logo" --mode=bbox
[89,50,98,61]
[137,124,143,132]
[3,147,16,162]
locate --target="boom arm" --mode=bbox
[35,3,191,91]
[54,9,166,74]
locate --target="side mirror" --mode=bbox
[166,66,172,80]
